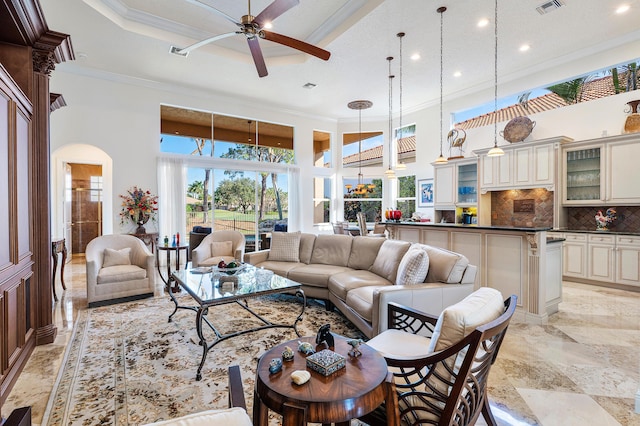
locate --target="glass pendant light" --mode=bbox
[346,100,374,194]
[434,6,449,165]
[487,0,505,157]
[384,56,397,179]
[395,32,407,171]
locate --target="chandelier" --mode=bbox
[395,32,407,171]
[384,56,397,179]
[345,100,375,195]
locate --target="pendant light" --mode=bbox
[395,32,407,171]
[487,0,505,157]
[434,7,449,165]
[346,100,375,195]
[384,56,397,179]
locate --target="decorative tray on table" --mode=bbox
[213,262,246,276]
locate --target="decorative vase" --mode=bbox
[624,100,640,134]
[135,212,150,234]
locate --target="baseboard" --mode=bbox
[88,292,154,308]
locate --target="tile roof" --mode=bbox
[343,136,416,165]
[456,74,620,130]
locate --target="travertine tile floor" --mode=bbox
[4,256,640,425]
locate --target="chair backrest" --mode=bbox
[85,234,150,267]
[332,223,344,235]
[356,212,368,236]
[200,230,246,258]
[392,294,517,425]
[372,222,386,235]
[341,222,350,235]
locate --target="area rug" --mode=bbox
[42,293,365,425]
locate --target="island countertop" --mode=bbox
[383,222,553,232]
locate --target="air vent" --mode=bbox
[536,0,565,14]
[303,83,317,89]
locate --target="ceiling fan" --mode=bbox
[170,0,331,77]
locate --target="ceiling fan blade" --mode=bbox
[247,37,268,78]
[191,0,242,28]
[253,0,299,28]
[170,32,240,56]
[261,31,330,61]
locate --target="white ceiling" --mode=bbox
[41,0,640,120]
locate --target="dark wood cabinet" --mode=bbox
[0,0,73,415]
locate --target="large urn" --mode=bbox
[624,100,640,134]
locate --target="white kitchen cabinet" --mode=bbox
[615,235,640,286]
[474,136,565,192]
[587,234,615,282]
[433,163,455,207]
[562,133,640,205]
[433,158,477,210]
[562,233,587,279]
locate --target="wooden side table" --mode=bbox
[130,232,158,253]
[156,244,188,292]
[253,335,397,426]
[51,238,67,302]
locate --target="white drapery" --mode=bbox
[287,167,301,231]
[157,157,187,246]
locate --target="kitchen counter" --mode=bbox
[385,222,562,323]
[552,229,640,236]
[385,221,553,232]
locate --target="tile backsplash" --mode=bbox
[491,189,554,227]
[566,206,640,232]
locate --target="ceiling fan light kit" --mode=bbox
[170,0,330,77]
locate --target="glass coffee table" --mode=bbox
[171,264,306,380]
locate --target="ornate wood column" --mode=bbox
[32,48,56,344]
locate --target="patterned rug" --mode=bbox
[42,293,364,425]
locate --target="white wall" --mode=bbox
[50,63,640,235]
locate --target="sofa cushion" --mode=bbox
[142,407,252,426]
[396,248,429,285]
[299,233,317,264]
[97,264,147,284]
[210,241,233,257]
[344,284,392,323]
[287,264,353,288]
[199,255,236,267]
[103,247,131,267]
[369,239,411,282]
[347,236,386,270]
[268,231,301,262]
[253,261,305,278]
[428,287,504,353]
[328,270,392,301]
[415,244,469,284]
[310,235,353,267]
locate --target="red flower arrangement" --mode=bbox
[119,186,158,227]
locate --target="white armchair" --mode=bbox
[191,230,246,267]
[85,234,155,307]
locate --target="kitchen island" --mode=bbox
[385,222,562,324]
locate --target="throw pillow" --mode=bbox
[396,248,429,285]
[103,247,131,267]
[211,241,233,257]
[268,231,301,262]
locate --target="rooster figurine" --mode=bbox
[595,208,617,231]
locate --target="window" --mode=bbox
[313,131,331,168]
[160,106,294,165]
[343,177,382,222]
[396,175,416,218]
[313,177,331,224]
[342,132,383,167]
[395,124,416,166]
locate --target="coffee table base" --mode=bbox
[170,289,306,381]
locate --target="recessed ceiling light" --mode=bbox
[410,53,421,61]
[519,44,530,52]
[616,4,630,13]
[453,71,462,77]
[477,18,489,27]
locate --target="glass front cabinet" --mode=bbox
[563,144,603,204]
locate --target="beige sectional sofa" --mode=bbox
[243,232,476,338]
